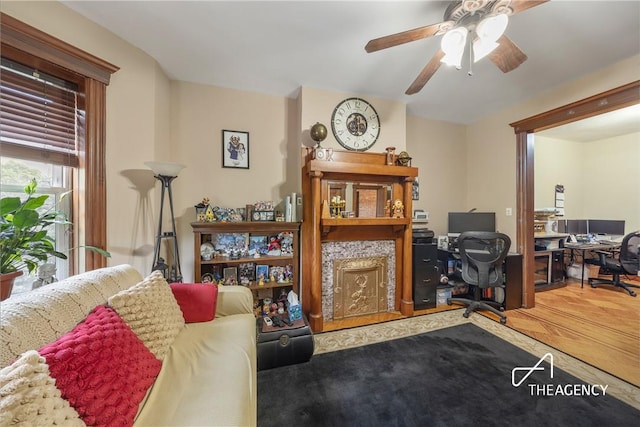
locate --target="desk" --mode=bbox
[564,242,621,287]
[534,233,569,290]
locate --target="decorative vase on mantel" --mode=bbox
[0,271,23,301]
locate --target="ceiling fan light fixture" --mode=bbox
[440,26,468,68]
[476,13,508,42]
[472,38,499,62]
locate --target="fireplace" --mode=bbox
[322,241,395,321]
[301,149,418,332]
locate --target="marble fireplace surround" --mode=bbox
[322,241,396,321]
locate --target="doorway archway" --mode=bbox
[510,81,639,308]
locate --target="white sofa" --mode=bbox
[0,264,257,427]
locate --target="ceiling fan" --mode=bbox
[365,0,549,95]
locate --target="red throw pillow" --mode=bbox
[39,305,162,427]
[170,283,219,323]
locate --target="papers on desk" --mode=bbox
[595,240,618,245]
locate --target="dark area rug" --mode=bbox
[258,323,638,427]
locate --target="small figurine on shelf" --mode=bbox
[204,205,215,222]
[392,199,404,218]
[330,195,346,218]
[195,197,211,222]
[284,264,293,282]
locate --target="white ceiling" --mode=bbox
[62,0,640,127]
[540,104,640,142]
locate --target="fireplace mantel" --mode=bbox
[300,148,418,332]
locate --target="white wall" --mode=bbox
[536,132,640,232]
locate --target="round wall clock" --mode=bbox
[330,98,380,151]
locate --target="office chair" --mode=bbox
[447,231,511,324]
[588,231,640,297]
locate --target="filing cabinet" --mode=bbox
[412,243,439,309]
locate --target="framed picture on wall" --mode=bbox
[222,129,249,169]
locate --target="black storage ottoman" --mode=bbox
[256,314,314,371]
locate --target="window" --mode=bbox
[0,159,72,293]
[0,12,118,293]
[0,57,81,293]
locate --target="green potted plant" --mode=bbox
[0,179,109,300]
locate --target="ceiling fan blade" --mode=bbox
[489,35,528,73]
[405,49,445,95]
[365,22,449,53]
[504,0,549,15]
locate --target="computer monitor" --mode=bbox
[588,219,625,236]
[447,212,496,237]
[565,219,588,235]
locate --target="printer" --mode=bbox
[412,227,434,244]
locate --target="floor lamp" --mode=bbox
[145,161,185,283]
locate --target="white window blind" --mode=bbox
[0,58,81,167]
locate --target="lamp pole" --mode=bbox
[145,161,185,283]
[151,174,182,282]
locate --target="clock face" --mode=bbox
[331,98,380,151]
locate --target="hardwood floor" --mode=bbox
[506,276,640,387]
[321,274,640,387]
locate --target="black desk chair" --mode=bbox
[588,231,640,297]
[447,231,511,324]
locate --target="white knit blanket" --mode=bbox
[0,265,142,368]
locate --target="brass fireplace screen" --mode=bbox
[333,256,388,319]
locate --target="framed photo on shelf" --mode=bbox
[269,265,285,283]
[222,129,249,169]
[223,267,238,286]
[256,265,269,283]
[238,262,255,286]
[214,233,248,255]
[249,235,269,256]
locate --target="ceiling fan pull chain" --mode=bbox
[468,41,474,76]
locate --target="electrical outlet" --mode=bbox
[506,208,512,216]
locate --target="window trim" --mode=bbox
[1,13,119,271]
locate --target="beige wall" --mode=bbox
[2,1,638,282]
[169,82,296,280]
[1,1,173,276]
[535,133,640,232]
[406,116,466,236]
[300,87,407,152]
[465,55,640,240]
[534,137,584,216]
